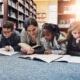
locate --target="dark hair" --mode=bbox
[42,23,60,33]
[42,23,60,38]
[24,17,38,30]
[3,21,14,30]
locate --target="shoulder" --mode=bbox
[37,27,42,34]
[21,28,26,34]
[57,31,67,43]
[14,30,20,37]
[12,31,20,40]
[0,34,2,41]
[21,28,29,37]
[41,37,46,41]
[41,37,48,44]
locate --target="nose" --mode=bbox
[30,31,33,34]
[4,35,8,38]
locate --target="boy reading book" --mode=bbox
[0,21,21,51]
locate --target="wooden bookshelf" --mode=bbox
[58,0,76,32]
[0,0,4,27]
[0,0,37,29]
[37,13,46,27]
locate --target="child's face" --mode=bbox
[71,27,80,39]
[27,25,38,38]
[43,29,54,41]
[2,28,14,38]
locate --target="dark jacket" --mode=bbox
[67,36,80,56]
[0,31,21,51]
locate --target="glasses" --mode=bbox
[2,31,12,34]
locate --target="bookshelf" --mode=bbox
[0,0,37,29]
[37,13,46,27]
[58,0,76,32]
[0,0,3,27]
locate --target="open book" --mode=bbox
[0,48,18,56]
[19,54,63,63]
[18,43,41,49]
[19,54,80,63]
[55,55,80,63]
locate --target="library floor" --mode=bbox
[0,53,80,80]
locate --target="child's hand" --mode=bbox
[21,48,28,53]
[4,46,11,51]
[27,48,35,54]
[21,48,35,54]
[44,50,52,55]
[76,38,80,43]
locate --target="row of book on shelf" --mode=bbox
[58,18,75,28]
[0,18,23,29]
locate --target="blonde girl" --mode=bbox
[67,21,80,55]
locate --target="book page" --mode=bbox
[32,45,41,49]
[55,55,71,62]
[19,54,63,63]
[18,43,31,49]
[69,56,80,63]
[18,43,40,49]
[55,55,80,63]
[0,48,18,56]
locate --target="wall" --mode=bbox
[34,0,57,22]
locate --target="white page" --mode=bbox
[69,56,80,63]
[55,55,80,63]
[0,48,18,56]
[55,55,71,62]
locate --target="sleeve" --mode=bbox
[67,51,80,56]
[51,42,67,55]
[41,38,67,55]
[77,41,80,49]
[12,36,21,51]
[0,35,2,48]
[21,29,27,43]
[41,38,50,50]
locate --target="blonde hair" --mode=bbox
[68,21,80,33]
[67,21,80,39]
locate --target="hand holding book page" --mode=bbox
[18,43,31,49]
[0,48,18,56]
[18,43,41,54]
[19,54,63,63]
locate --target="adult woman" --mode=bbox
[21,17,44,54]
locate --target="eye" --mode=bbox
[27,30,30,32]
[32,29,36,32]
[74,32,77,34]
